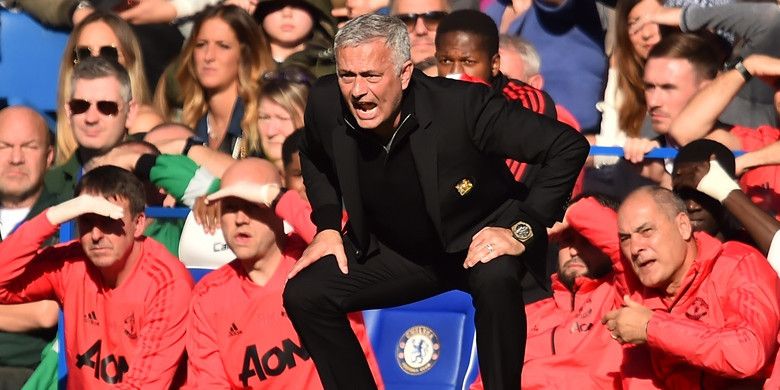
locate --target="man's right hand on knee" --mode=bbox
[288,229,349,278]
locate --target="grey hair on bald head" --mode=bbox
[334,14,411,73]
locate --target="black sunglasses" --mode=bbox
[68,99,120,116]
[395,11,448,32]
[262,69,313,87]
[73,45,120,65]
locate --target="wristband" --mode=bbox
[696,160,740,203]
[724,56,752,82]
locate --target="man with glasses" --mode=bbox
[390,0,449,76]
[44,56,137,207]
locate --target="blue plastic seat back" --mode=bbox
[362,290,480,390]
[187,267,213,283]
[0,9,69,114]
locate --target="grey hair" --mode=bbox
[70,56,132,102]
[499,34,541,77]
[334,14,411,73]
[634,185,688,221]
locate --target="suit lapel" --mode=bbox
[409,95,445,245]
[331,123,369,248]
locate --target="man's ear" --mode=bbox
[528,73,544,90]
[400,60,414,90]
[125,99,138,129]
[45,145,54,168]
[676,211,693,240]
[491,53,500,78]
[133,212,147,238]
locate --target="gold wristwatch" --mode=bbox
[510,221,533,244]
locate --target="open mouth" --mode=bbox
[233,232,252,244]
[636,258,656,270]
[353,101,378,119]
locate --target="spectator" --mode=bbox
[605,186,780,388]
[281,128,307,202]
[0,166,193,388]
[470,195,652,389]
[2,0,93,27]
[671,139,747,243]
[634,2,780,128]
[177,4,275,159]
[622,33,724,188]
[669,53,780,218]
[331,0,389,25]
[253,0,338,77]
[583,0,670,202]
[47,56,138,206]
[0,106,58,390]
[672,142,780,262]
[55,11,162,165]
[497,34,581,126]
[258,66,313,172]
[595,0,664,166]
[482,0,609,133]
[391,0,450,76]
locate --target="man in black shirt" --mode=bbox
[283,13,588,390]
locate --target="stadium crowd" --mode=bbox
[1,0,780,388]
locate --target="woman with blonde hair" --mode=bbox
[55,11,162,165]
[257,65,313,171]
[177,4,275,159]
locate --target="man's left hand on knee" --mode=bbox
[464,227,525,268]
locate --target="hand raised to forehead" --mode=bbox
[46,194,125,226]
[205,182,281,208]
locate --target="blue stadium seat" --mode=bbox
[362,290,480,390]
[187,267,213,283]
[0,8,69,115]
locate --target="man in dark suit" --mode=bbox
[283,14,589,390]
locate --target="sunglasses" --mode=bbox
[262,69,313,86]
[396,11,448,32]
[73,45,120,65]
[68,99,120,116]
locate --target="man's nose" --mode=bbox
[10,146,24,164]
[84,103,101,123]
[452,61,464,75]
[414,17,428,35]
[90,226,104,241]
[235,209,249,225]
[351,77,368,98]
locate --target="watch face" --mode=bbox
[512,222,532,242]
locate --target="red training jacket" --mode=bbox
[0,212,193,389]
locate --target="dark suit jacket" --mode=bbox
[300,70,589,283]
